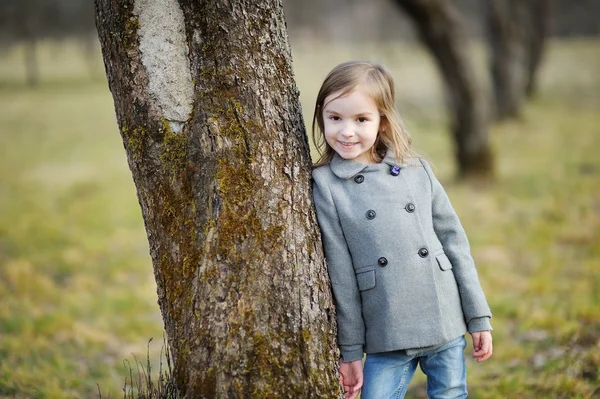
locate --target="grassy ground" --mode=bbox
[0,38,599,398]
[0,42,165,398]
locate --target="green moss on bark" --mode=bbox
[123,125,148,161]
[123,15,140,49]
[160,118,188,175]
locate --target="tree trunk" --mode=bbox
[393,0,494,179]
[24,37,39,87]
[16,0,40,87]
[487,0,550,119]
[94,0,340,397]
[525,0,550,97]
[81,32,100,79]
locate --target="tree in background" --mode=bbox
[94,0,340,396]
[487,0,550,120]
[0,0,96,85]
[392,0,494,179]
[524,0,550,97]
[0,0,45,85]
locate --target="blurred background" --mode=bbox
[0,0,599,397]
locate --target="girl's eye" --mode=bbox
[330,116,341,121]
[357,117,368,123]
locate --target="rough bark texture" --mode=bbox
[394,0,494,179]
[487,0,550,119]
[94,0,341,397]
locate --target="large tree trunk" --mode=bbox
[393,0,494,179]
[94,0,340,397]
[487,0,550,119]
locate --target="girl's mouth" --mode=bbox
[339,141,358,147]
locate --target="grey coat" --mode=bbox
[312,151,492,362]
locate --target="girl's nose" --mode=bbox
[340,124,353,138]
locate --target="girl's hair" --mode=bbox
[312,61,415,167]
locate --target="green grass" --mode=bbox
[0,37,599,398]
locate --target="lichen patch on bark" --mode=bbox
[133,0,193,124]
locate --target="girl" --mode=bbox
[311,61,493,399]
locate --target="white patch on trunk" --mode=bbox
[134,0,193,126]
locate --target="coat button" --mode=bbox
[405,203,415,213]
[378,257,388,267]
[418,248,429,258]
[354,175,364,184]
[366,210,376,220]
[390,165,400,176]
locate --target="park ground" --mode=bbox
[0,38,599,398]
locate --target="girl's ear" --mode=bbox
[379,116,389,133]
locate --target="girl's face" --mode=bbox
[322,86,381,165]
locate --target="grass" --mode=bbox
[433,96,600,399]
[0,37,599,398]
[0,41,165,398]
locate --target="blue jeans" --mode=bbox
[361,336,467,399]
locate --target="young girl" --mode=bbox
[312,61,493,399]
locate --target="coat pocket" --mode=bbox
[355,267,376,291]
[436,253,453,271]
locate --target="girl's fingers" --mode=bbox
[472,333,481,351]
[474,339,493,362]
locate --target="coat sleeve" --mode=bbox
[312,169,365,362]
[420,159,493,332]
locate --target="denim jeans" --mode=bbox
[361,336,467,399]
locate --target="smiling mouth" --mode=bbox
[338,141,358,146]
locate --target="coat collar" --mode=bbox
[329,149,408,179]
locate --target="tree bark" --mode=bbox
[94,0,340,397]
[487,0,550,119]
[393,0,494,179]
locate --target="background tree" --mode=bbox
[487,0,550,120]
[0,0,46,86]
[94,0,340,397]
[392,0,494,179]
[0,0,97,85]
[524,0,550,97]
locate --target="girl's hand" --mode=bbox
[471,330,493,362]
[338,359,363,399]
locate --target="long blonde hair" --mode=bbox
[312,61,415,167]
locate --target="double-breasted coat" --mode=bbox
[312,150,492,362]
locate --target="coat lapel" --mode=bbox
[329,153,369,179]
